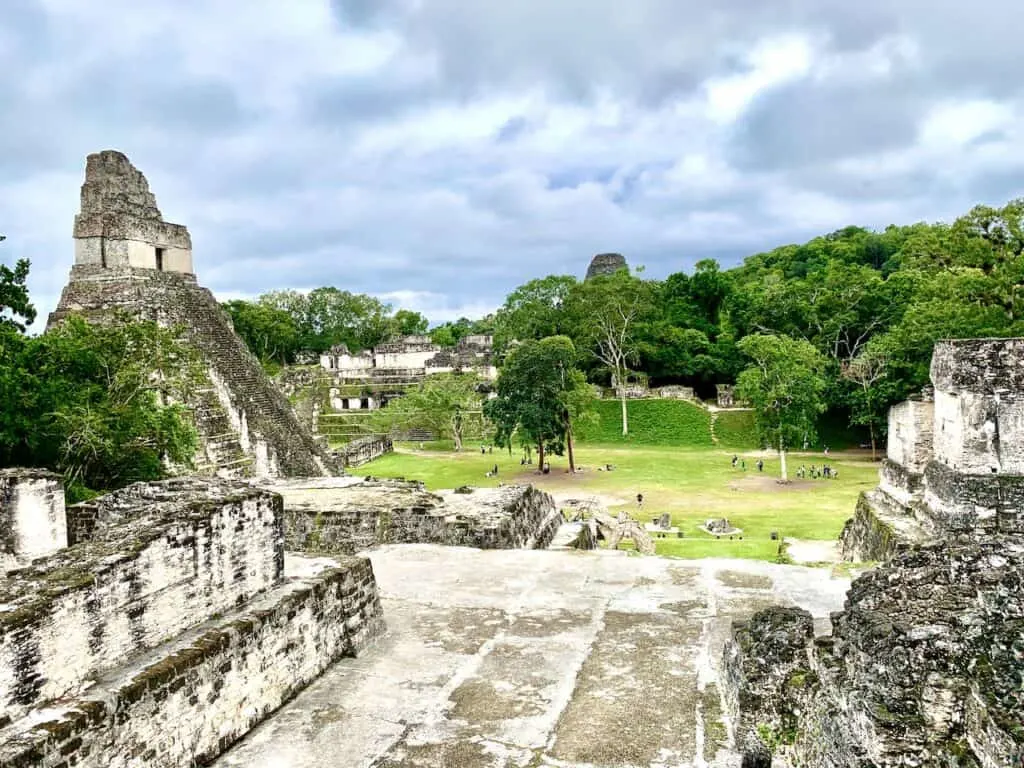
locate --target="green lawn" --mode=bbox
[357,442,878,561]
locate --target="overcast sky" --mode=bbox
[4,0,1023,331]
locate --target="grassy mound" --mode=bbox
[575,399,712,447]
[713,410,758,448]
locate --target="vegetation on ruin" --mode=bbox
[360,443,877,561]
[0,260,200,499]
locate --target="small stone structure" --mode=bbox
[585,252,628,280]
[266,477,562,555]
[657,385,696,400]
[338,434,394,467]
[716,384,735,407]
[0,476,384,766]
[841,338,1024,562]
[48,151,338,478]
[0,469,67,571]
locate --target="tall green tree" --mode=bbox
[371,373,484,451]
[0,238,35,332]
[484,336,591,472]
[492,275,577,353]
[736,334,827,481]
[223,300,300,365]
[568,270,654,436]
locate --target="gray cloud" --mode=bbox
[2,0,1023,334]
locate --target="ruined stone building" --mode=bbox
[585,251,628,279]
[726,337,1024,768]
[318,333,496,411]
[841,338,1024,561]
[48,151,338,478]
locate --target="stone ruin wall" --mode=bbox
[0,475,384,766]
[724,538,1023,768]
[339,434,394,467]
[729,337,1024,767]
[267,477,561,556]
[48,151,338,479]
[842,338,1024,562]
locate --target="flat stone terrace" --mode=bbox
[216,545,850,768]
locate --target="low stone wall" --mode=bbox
[0,556,384,768]
[340,434,393,467]
[0,469,66,571]
[0,480,282,722]
[724,537,1024,767]
[267,478,559,555]
[923,460,1024,534]
[436,486,562,549]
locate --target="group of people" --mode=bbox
[796,464,838,479]
[730,455,765,472]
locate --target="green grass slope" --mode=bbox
[575,399,713,447]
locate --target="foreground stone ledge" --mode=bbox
[0,555,384,768]
[726,537,1024,767]
[0,479,282,722]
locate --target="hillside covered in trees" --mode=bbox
[225,198,1024,446]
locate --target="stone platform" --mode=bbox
[264,477,561,555]
[215,545,851,768]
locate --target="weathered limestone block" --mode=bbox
[877,458,925,507]
[0,555,384,768]
[0,479,282,722]
[0,469,67,571]
[267,477,560,554]
[931,338,1024,474]
[723,606,815,765]
[886,399,934,473]
[340,434,393,467]
[922,460,1024,534]
[726,538,1024,768]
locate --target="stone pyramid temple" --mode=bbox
[48,150,339,477]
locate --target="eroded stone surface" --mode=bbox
[215,546,850,768]
[726,539,1024,768]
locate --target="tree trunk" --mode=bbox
[538,441,545,473]
[619,384,629,436]
[779,440,788,482]
[869,423,877,462]
[453,429,462,452]
[566,418,576,473]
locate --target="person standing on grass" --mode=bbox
[756,459,764,472]
[637,493,644,509]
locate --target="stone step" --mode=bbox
[0,556,384,768]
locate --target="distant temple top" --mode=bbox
[72,150,193,275]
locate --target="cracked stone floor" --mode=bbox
[215,544,850,768]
